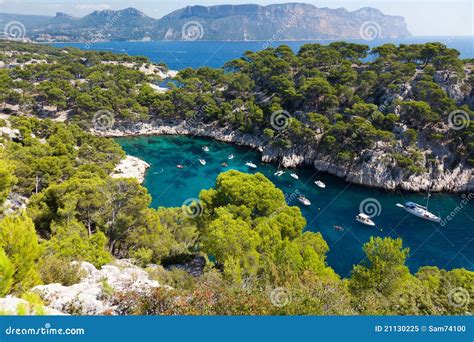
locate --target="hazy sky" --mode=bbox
[0,0,472,36]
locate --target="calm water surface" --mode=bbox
[53,37,474,70]
[116,135,474,277]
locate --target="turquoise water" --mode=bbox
[53,37,474,70]
[116,135,473,277]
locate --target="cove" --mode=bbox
[116,135,473,277]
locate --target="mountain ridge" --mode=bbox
[0,3,411,42]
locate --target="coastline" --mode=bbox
[96,121,473,193]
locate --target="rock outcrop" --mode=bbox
[0,296,64,315]
[111,155,150,184]
[32,260,161,315]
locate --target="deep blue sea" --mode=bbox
[116,136,474,277]
[53,37,473,70]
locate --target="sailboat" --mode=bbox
[396,202,441,222]
[396,187,441,223]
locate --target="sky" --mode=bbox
[0,0,472,36]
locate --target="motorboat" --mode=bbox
[228,154,234,160]
[290,173,299,180]
[221,162,228,167]
[199,159,206,166]
[274,170,285,177]
[396,202,441,223]
[176,164,184,169]
[298,195,311,206]
[333,225,345,232]
[314,180,326,188]
[356,213,376,227]
[202,146,209,152]
[245,162,257,169]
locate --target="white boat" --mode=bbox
[274,170,285,177]
[356,213,376,226]
[396,202,441,223]
[290,173,299,180]
[315,180,326,188]
[298,195,311,206]
[228,154,234,160]
[202,146,209,152]
[245,162,257,169]
[199,159,206,166]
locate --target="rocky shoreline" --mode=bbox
[111,155,150,184]
[96,121,473,193]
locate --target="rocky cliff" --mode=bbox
[93,120,473,193]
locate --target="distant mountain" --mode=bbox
[0,3,411,42]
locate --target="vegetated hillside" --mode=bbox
[0,41,472,315]
[0,3,410,42]
[0,40,472,192]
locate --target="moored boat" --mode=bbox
[298,195,311,206]
[199,159,206,166]
[290,173,299,180]
[228,154,234,160]
[396,202,441,223]
[245,162,257,169]
[356,213,376,226]
[202,146,209,152]
[333,225,345,232]
[315,180,326,188]
[274,170,285,177]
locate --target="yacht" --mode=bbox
[228,154,234,160]
[245,162,257,169]
[356,213,376,227]
[202,146,209,152]
[396,202,441,223]
[199,159,206,166]
[274,170,285,177]
[314,180,326,188]
[298,195,311,206]
[290,173,299,180]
